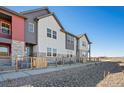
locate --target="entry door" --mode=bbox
[26,47,31,57]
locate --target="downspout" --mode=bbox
[76,38,79,62]
[34,18,39,57]
[89,42,92,61]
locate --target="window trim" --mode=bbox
[66,34,74,50]
[53,48,57,57]
[47,48,52,56]
[28,22,34,32]
[0,21,11,35]
[47,28,52,38]
[53,31,57,39]
[82,41,86,47]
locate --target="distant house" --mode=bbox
[0,6,91,65]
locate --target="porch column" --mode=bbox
[88,42,92,61]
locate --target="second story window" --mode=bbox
[47,28,51,38]
[82,41,86,47]
[53,31,57,39]
[71,36,74,44]
[66,34,74,50]
[28,23,34,32]
[1,23,10,34]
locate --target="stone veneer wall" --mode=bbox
[11,40,25,66]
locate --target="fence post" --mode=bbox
[45,57,48,68]
[69,57,70,65]
[55,57,57,67]
[30,57,33,69]
[15,56,18,71]
[103,71,106,78]
[62,57,64,65]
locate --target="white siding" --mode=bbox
[78,35,89,57]
[37,15,76,56]
[79,35,89,51]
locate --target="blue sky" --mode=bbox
[6,6,124,57]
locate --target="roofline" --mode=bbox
[36,12,65,30]
[20,7,50,14]
[36,13,54,19]
[82,33,91,44]
[77,33,91,43]
[61,29,77,38]
[0,6,27,19]
[36,12,77,38]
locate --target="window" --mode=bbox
[47,28,51,38]
[53,48,57,56]
[71,36,74,44]
[28,23,34,32]
[67,35,71,43]
[71,37,74,44]
[47,48,51,56]
[0,46,9,56]
[70,54,73,57]
[82,52,86,56]
[1,23,10,34]
[67,54,69,57]
[53,31,57,39]
[82,41,86,47]
[67,34,74,44]
[66,34,74,50]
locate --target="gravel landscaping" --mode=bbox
[0,62,124,87]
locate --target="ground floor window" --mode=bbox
[82,52,87,56]
[0,46,9,56]
[47,48,51,56]
[53,48,57,56]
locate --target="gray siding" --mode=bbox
[22,10,49,44]
[65,34,75,50]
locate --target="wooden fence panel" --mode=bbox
[32,57,48,68]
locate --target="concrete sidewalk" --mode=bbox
[0,62,99,82]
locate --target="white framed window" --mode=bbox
[47,48,51,56]
[82,41,86,47]
[28,23,34,32]
[53,48,57,56]
[47,28,51,38]
[53,31,57,39]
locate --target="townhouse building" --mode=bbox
[0,7,91,65]
[0,7,25,65]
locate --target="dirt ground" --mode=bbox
[0,62,124,87]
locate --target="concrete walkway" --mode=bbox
[0,62,99,82]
